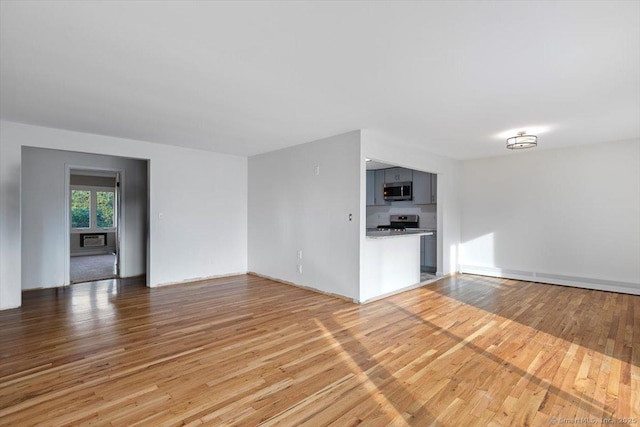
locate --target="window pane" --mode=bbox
[71,190,90,228]
[96,191,115,228]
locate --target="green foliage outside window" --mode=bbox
[71,190,91,228]
[96,192,114,228]
[71,189,115,229]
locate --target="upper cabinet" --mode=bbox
[367,166,436,206]
[366,171,375,206]
[430,173,437,204]
[366,169,387,206]
[384,167,412,183]
[413,171,437,205]
[412,171,431,204]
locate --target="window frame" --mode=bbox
[70,185,116,233]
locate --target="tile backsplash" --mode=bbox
[366,203,437,228]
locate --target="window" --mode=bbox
[96,191,115,228]
[71,190,91,228]
[70,186,116,230]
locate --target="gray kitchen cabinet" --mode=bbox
[366,170,375,206]
[412,170,432,205]
[374,170,386,205]
[384,167,412,183]
[430,173,437,204]
[421,233,437,273]
[366,170,387,206]
[413,171,437,205]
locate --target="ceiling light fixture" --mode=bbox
[506,131,537,150]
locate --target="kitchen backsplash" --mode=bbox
[366,203,437,228]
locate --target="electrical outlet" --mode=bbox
[314,165,320,176]
[297,250,303,260]
[297,264,303,274]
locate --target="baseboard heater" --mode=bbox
[458,264,640,296]
[81,233,107,247]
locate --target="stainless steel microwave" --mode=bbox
[383,181,412,201]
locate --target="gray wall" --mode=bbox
[21,146,147,289]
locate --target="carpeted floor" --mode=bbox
[70,254,117,283]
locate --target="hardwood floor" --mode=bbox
[1,274,638,426]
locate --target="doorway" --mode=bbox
[68,168,121,284]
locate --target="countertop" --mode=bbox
[366,229,435,239]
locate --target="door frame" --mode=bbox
[64,165,126,285]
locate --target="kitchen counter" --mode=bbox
[366,229,434,239]
[362,232,422,301]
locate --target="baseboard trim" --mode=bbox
[71,250,114,257]
[247,272,358,304]
[458,265,640,295]
[359,274,450,304]
[152,271,248,288]
[247,272,452,304]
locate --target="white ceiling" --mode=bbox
[1,1,638,160]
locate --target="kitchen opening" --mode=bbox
[366,159,438,283]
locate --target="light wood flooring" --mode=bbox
[0,274,638,426]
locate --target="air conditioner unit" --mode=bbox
[82,234,106,247]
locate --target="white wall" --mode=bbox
[21,147,147,289]
[248,131,362,301]
[459,139,640,294]
[0,121,248,309]
[360,130,462,284]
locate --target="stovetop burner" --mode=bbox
[376,214,420,231]
[377,225,406,231]
[390,214,419,229]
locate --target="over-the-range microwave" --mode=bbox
[383,181,412,201]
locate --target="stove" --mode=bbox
[377,214,419,231]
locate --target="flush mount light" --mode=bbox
[506,131,537,150]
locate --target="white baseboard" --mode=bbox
[248,272,450,304]
[71,250,114,257]
[247,271,358,304]
[359,274,449,304]
[151,271,248,288]
[459,265,640,295]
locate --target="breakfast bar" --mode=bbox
[361,228,434,302]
